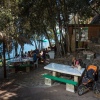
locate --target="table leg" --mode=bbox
[11,68,15,73]
[74,76,78,82]
[52,71,60,77]
[66,76,78,93]
[26,67,30,72]
[52,71,57,76]
[45,78,53,86]
[66,83,75,93]
[45,71,57,86]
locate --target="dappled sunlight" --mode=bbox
[0,82,22,100]
[49,89,58,93]
[10,85,22,91]
[0,90,17,100]
[1,79,15,88]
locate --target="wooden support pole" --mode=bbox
[3,37,7,78]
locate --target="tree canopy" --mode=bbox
[0,0,100,56]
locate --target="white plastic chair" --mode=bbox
[34,58,39,68]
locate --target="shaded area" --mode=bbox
[0,56,100,100]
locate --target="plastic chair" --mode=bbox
[34,58,39,68]
[6,60,11,70]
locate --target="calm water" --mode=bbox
[6,40,49,58]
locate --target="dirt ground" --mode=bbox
[0,58,100,100]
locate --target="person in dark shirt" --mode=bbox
[35,49,39,54]
[33,51,37,63]
[42,50,46,63]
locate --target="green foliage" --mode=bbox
[0,0,99,57]
[0,8,12,31]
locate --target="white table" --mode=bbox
[44,63,85,92]
[8,57,33,73]
[9,57,33,63]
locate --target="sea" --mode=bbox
[5,39,49,59]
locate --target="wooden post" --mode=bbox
[3,37,7,78]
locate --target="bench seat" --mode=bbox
[9,64,32,73]
[9,65,15,68]
[42,74,78,86]
[19,64,32,68]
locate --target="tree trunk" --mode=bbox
[3,37,7,78]
[14,41,18,56]
[43,26,52,48]
[33,39,37,49]
[62,0,71,52]
[53,28,62,57]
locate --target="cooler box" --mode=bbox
[48,51,55,59]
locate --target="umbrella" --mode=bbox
[37,39,48,42]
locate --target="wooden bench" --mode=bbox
[8,65,16,73]
[20,64,32,72]
[9,64,32,73]
[42,74,78,92]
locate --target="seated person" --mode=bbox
[32,51,37,63]
[24,51,28,57]
[42,50,46,63]
[37,50,43,62]
[15,54,20,58]
[72,57,82,70]
[72,57,79,67]
[27,51,31,57]
[35,49,39,54]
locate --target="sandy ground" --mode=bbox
[0,58,100,100]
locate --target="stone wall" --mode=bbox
[88,42,100,54]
